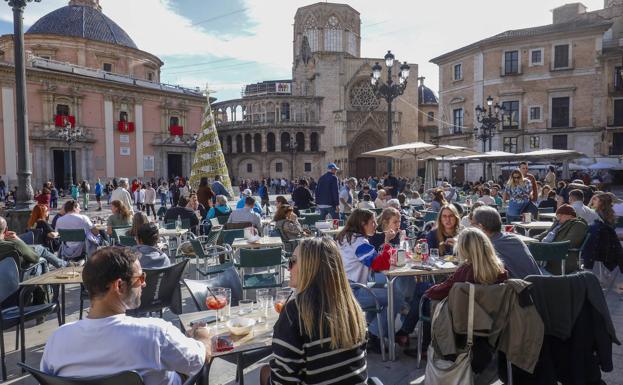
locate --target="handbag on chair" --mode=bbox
[425,283,475,385]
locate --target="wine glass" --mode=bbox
[205,287,228,331]
[274,289,292,315]
[429,248,440,264]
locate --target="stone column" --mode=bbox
[135,103,144,177]
[104,98,115,177]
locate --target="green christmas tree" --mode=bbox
[189,88,234,196]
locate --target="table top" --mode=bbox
[538,213,556,220]
[511,221,552,230]
[179,307,276,358]
[319,226,344,236]
[231,237,283,249]
[20,266,83,286]
[158,228,189,237]
[384,261,458,277]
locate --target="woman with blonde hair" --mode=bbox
[374,189,387,209]
[426,204,461,255]
[425,227,508,300]
[260,237,368,385]
[368,207,401,250]
[503,168,532,218]
[106,200,132,235]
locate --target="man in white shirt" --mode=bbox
[569,189,600,225]
[477,187,496,206]
[111,178,134,214]
[227,196,262,234]
[41,247,209,385]
[339,177,357,219]
[55,200,102,259]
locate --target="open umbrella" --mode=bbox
[587,162,623,170]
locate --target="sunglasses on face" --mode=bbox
[130,272,146,286]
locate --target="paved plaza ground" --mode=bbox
[1,197,622,385]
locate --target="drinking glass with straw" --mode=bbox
[205,287,228,331]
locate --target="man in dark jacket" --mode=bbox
[291,179,314,213]
[314,163,340,219]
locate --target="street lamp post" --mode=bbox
[475,96,505,180]
[57,120,83,189]
[6,0,40,210]
[287,137,298,182]
[371,51,410,174]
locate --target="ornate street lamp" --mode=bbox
[286,137,298,181]
[475,95,505,179]
[5,0,41,211]
[370,50,410,173]
[57,119,83,189]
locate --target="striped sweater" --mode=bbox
[269,299,368,385]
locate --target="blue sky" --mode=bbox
[0,0,605,102]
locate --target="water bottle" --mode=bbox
[175,215,182,231]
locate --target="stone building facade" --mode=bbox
[0,0,205,190]
[214,2,421,181]
[430,0,623,182]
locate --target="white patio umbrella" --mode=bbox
[587,161,623,170]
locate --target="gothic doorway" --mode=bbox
[52,149,76,189]
[355,158,376,178]
[349,129,386,178]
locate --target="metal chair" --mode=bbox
[528,240,571,275]
[126,260,189,317]
[0,258,59,381]
[224,222,253,230]
[111,226,132,245]
[415,295,431,368]
[238,247,285,299]
[300,214,322,228]
[571,232,591,268]
[220,229,245,246]
[349,282,386,362]
[166,218,192,230]
[57,229,87,260]
[422,211,438,223]
[216,214,231,225]
[273,227,303,253]
[118,235,137,247]
[186,241,234,279]
[17,363,145,385]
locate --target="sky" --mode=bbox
[0,0,605,101]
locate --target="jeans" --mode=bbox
[145,204,156,218]
[317,206,338,220]
[31,244,67,268]
[400,281,432,334]
[160,193,167,207]
[352,280,404,338]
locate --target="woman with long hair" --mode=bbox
[426,204,461,255]
[259,237,368,385]
[336,208,402,353]
[591,192,616,226]
[186,193,207,219]
[374,189,387,209]
[106,200,132,235]
[27,204,60,250]
[430,189,448,212]
[425,227,508,300]
[503,169,532,218]
[368,207,401,250]
[273,204,310,241]
[128,212,149,237]
[196,177,215,208]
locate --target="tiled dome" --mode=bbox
[419,83,438,105]
[27,3,137,49]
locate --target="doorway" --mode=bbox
[355,157,376,179]
[53,149,76,190]
[167,153,183,179]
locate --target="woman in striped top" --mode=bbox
[260,237,369,385]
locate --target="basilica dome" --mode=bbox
[26,0,137,49]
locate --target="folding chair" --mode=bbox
[349,282,386,362]
[238,247,285,299]
[17,363,145,385]
[57,229,87,261]
[221,229,245,246]
[118,235,137,247]
[528,240,571,275]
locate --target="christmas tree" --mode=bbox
[189,88,234,196]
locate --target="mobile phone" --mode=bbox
[189,315,217,327]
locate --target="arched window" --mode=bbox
[267,133,276,152]
[226,136,232,153]
[244,134,252,153]
[253,133,262,152]
[296,132,305,151]
[226,107,233,122]
[236,134,243,153]
[324,15,342,52]
[235,105,243,122]
[280,103,290,122]
[281,132,291,152]
[310,132,319,152]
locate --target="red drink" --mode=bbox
[504,225,515,233]
[332,219,339,229]
[274,302,285,313]
[206,296,227,310]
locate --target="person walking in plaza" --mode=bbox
[111,178,134,215]
[94,179,103,211]
[0,176,5,201]
[50,183,59,209]
[80,180,90,211]
[258,180,270,214]
[71,183,79,201]
[544,165,557,189]
[211,175,231,199]
[134,184,145,212]
[315,163,340,219]
[157,181,168,208]
[339,177,357,221]
[196,177,215,209]
[259,237,369,385]
[503,169,532,219]
[143,183,157,221]
[291,179,314,214]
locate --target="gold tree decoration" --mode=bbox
[189,86,234,196]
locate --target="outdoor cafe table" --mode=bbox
[231,237,283,250]
[538,212,556,221]
[318,226,344,237]
[20,266,83,324]
[158,228,189,237]
[511,221,552,235]
[179,305,276,381]
[384,262,458,361]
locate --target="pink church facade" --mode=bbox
[0,0,206,190]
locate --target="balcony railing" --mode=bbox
[500,67,522,77]
[545,117,576,129]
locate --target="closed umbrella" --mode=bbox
[424,159,438,191]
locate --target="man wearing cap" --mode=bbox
[535,204,588,275]
[236,189,262,215]
[315,163,340,219]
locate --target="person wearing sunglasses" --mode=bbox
[503,169,532,218]
[41,247,209,384]
[260,237,368,385]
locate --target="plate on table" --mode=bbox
[55,271,81,279]
[246,235,261,243]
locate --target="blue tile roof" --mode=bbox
[419,84,438,105]
[26,5,137,49]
